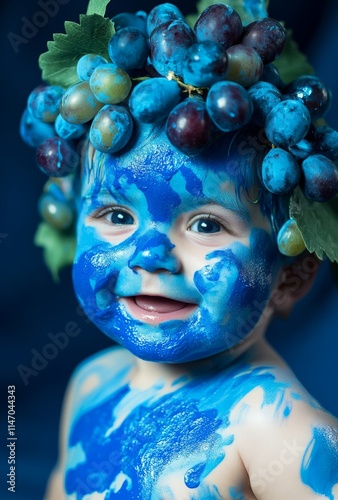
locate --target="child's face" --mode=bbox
[73,128,282,363]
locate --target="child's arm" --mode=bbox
[240,379,338,499]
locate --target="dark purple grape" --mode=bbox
[108,27,149,71]
[285,75,332,119]
[129,78,181,123]
[206,81,253,132]
[262,148,300,195]
[248,81,282,127]
[225,44,263,87]
[301,154,338,202]
[265,99,311,148]
[147,3,184,36]
[166,98,215,155]
[27,85,64,123]
[289,124,318,160]
[241,18,286,64]
[194,4,242,49]
[150,20,196,77]
[182,41,228,87]
[111,12,147,36]
[20,108,55,148]
[316,126,338,161]
[259,63,284,89]
[36,137,79,177]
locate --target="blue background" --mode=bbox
[1,0,338,498]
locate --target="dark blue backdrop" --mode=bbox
[1,1,338,498]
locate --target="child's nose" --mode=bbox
[128,230,181,274]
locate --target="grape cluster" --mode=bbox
[20,2,338,257]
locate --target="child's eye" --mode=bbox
[108,209,134,225]
[190,218,222,233]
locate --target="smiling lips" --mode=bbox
[121,295,197,324]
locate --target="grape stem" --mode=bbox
[166,71,205,97]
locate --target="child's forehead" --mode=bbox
[84,130,258,195]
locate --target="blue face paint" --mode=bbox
[301,426,338,499]
[73,127,282,363]
[65,362,297,498]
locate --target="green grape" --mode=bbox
[277,219,306,257]
[89,104,133,154]
[89,64,132,104]
[38,193,74,230]
[60,81,104,124]
[225,44,263,87]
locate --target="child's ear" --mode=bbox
[270,252,321,318]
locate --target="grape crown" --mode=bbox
[20,0,338,275]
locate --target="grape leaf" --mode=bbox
[274,29,315,84]
[86,0,111,16]
[34,223,76,281]
[290,188,338,263]
[186,0,269,27]
[39,14,115,88]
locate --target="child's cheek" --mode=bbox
[72,227,141,323]
[194,229,279,341]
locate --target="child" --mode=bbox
[20,1,338,498]
[39,123,336,499]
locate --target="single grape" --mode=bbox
[77,54,107,81]
[225,44,263,87]
[265,99,311,148]
[27,85,64,123]
[206,81,253,132]
[147,3,184,36]
[277,219,306,257]
[36,137,79,177]
[247,81,282,127]
[89,105,133,154]
[38,193,74,230]
[182,41,228,88]
[20,108,55,148]
[166,98,215,155]
[316,126,338,161]
[54,114,87,140]
[259,63,283,89]
[301,154,338,202]
[129,78,181,123]
[289,124,318,160]
[108,28,149,71]
[111,11,148,36]
[60,81,104,124]
[285,75,332,119]
[90,63,132,104]
[194,4,242,49]
[262,148,300,195]
[241,18,286,64]
[150,20,196,77]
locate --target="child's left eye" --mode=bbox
[190,218,222,233]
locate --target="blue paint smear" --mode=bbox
[301,426,338,499]
[65,363,297,498]
[229,485,245,500]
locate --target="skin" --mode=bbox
[45,127,338,500]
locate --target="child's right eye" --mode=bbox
[107,209,134,225]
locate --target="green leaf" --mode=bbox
[86,0,111,16]
[186,0,269,28]
[34,223,76,282]
[290,188,338,263]
[39,14,115,88]
[274,30,315,84]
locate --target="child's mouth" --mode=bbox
[121,295,197,324]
